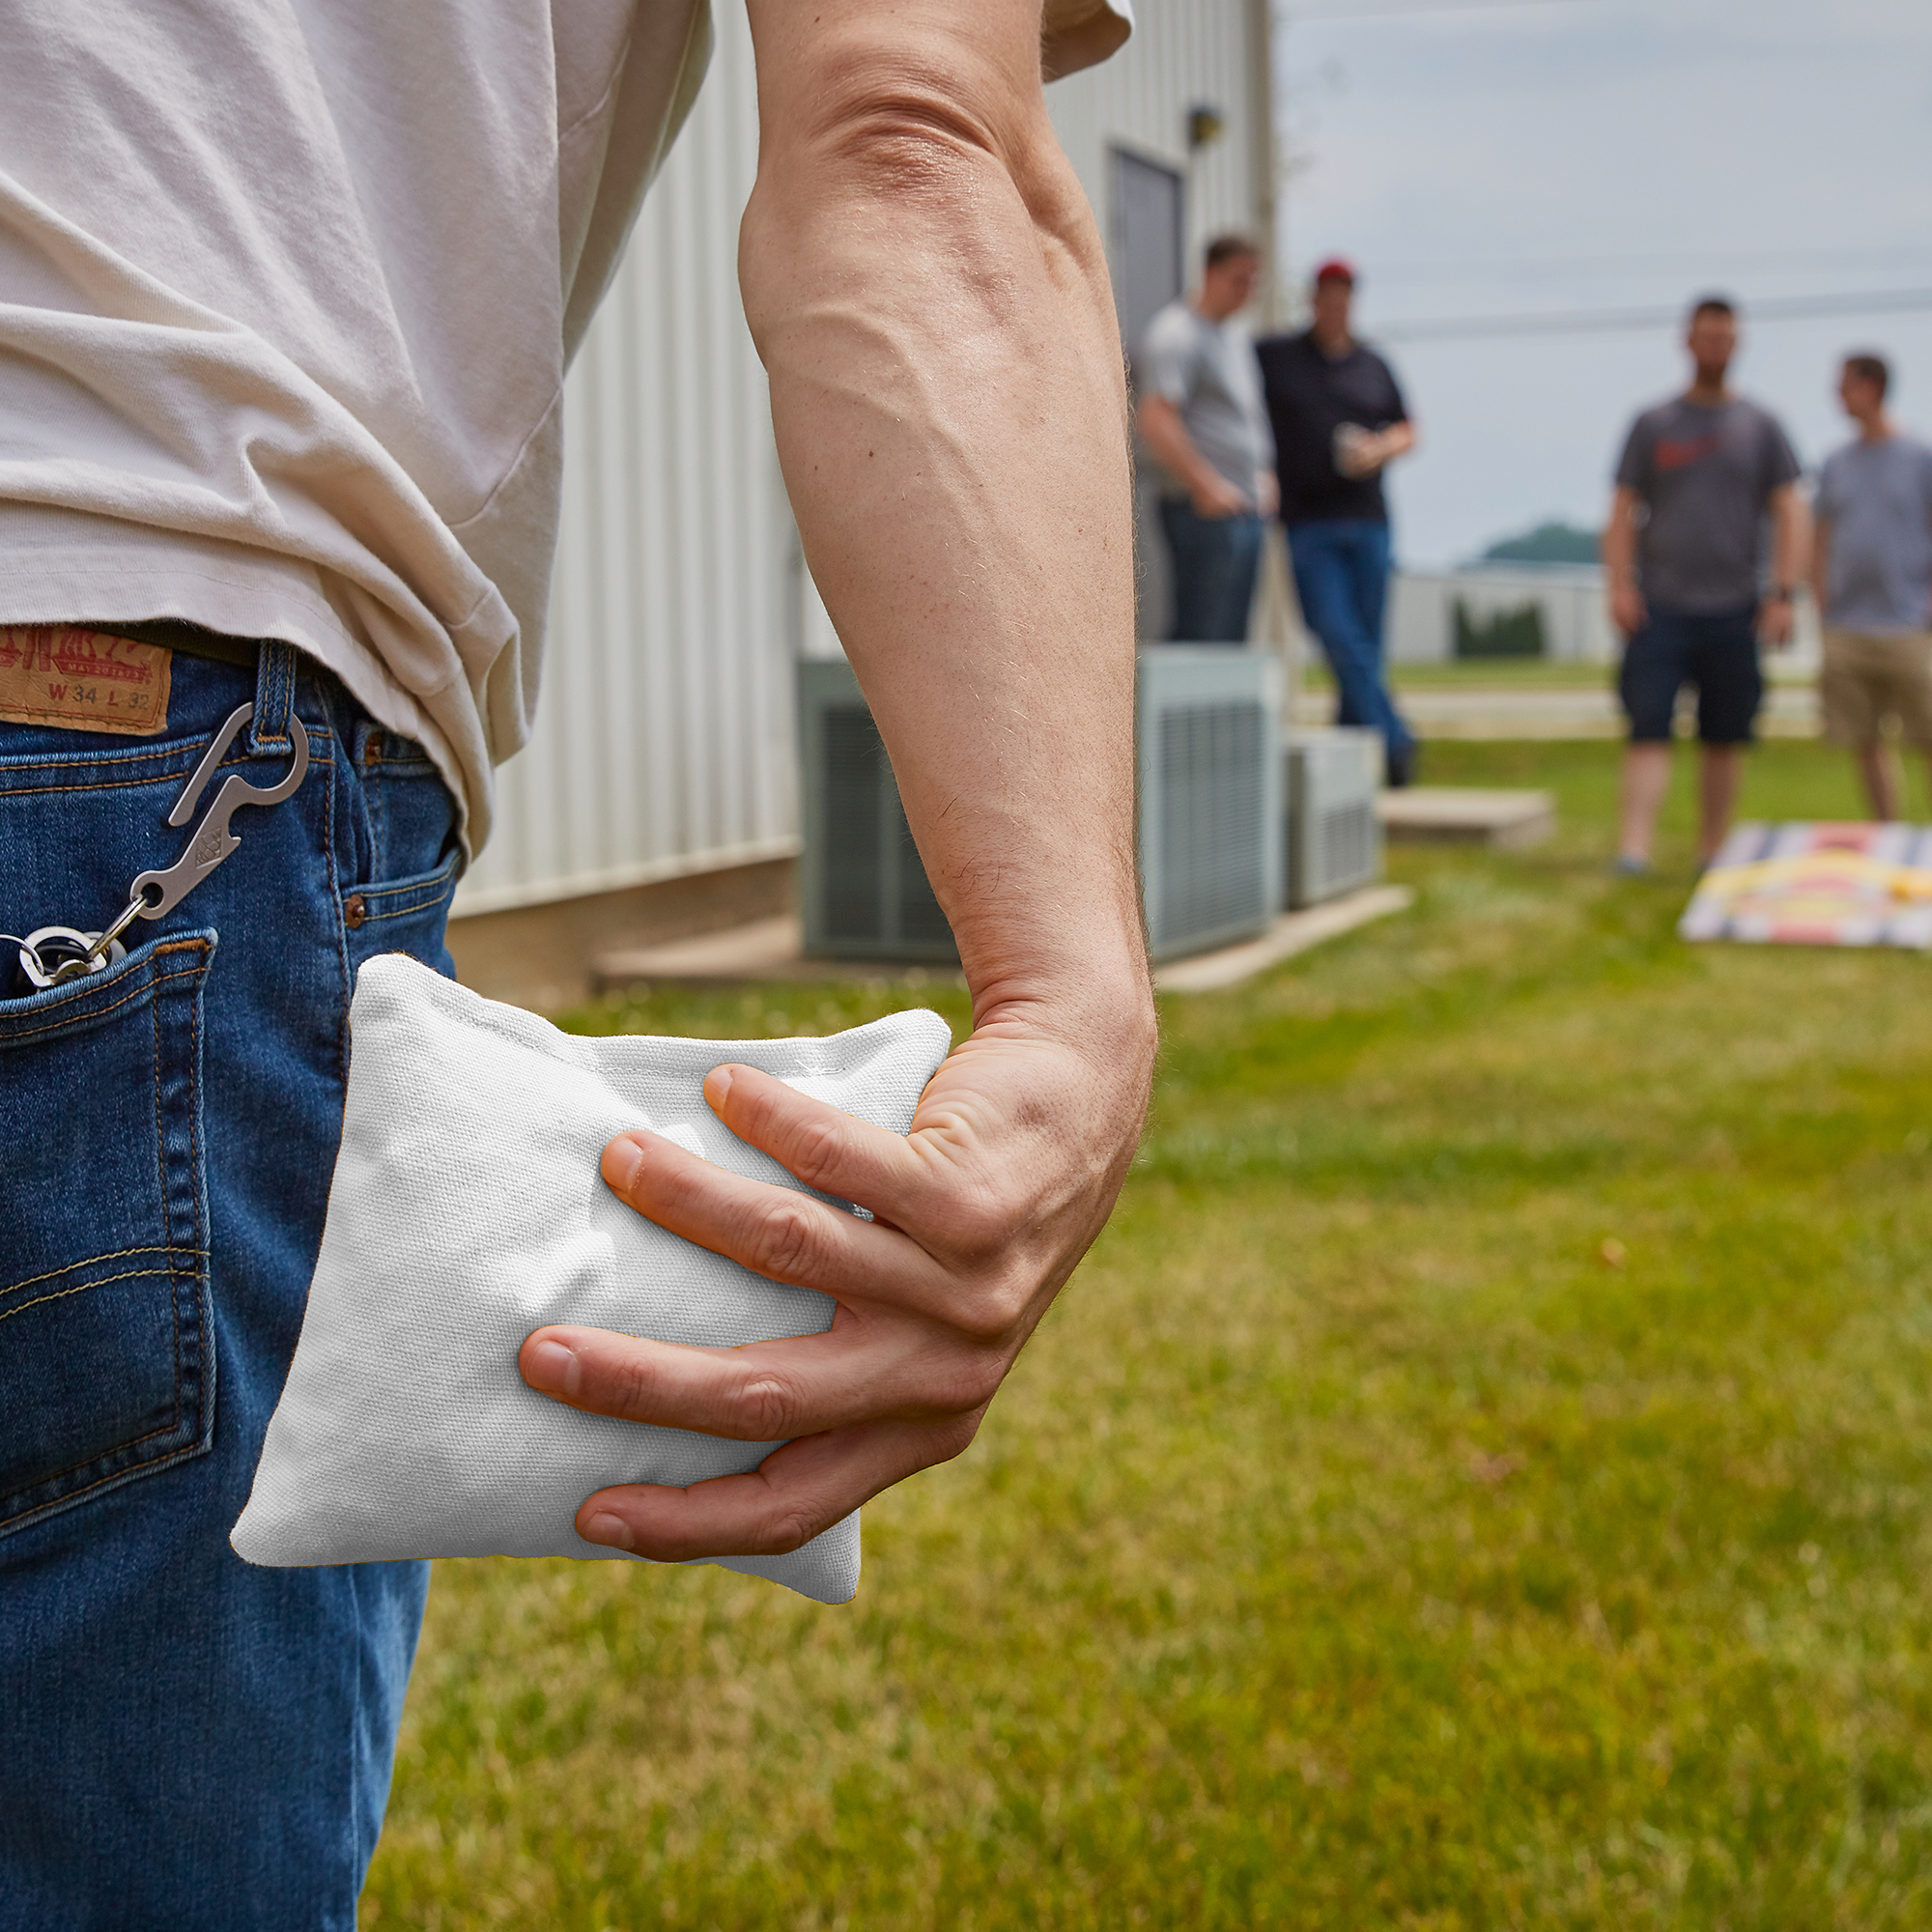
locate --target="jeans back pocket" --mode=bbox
[0,931,216,1538]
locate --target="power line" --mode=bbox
[1359,243,1932,285]
[1376,287,1932,343]
[1279,0,1580,15]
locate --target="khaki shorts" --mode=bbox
[1820,628,1932,749]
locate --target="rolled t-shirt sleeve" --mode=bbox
[1381,360,1410,427]
[1042,0,1133,78]
[1137,308,1195,407]
[1615,417,1654,496]
[1763,418,1802,495]
[1814,452,1843,529]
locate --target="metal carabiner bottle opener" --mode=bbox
[13,701,310,989]
[128,701,310,919]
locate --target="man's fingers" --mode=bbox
[519,1321,1005,1442]
[599,1124,933,1306]
[699,1063,925,1214]
[572,1416,980,1561]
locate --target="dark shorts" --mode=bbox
[1618,605,1762,745]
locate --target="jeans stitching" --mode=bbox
[0,951,209,1043]
[0,752,335,801]
[150,940,184,1446]
[0,1265,178,1328]
[0,1430,205,1531]
[326,723,355,1092]
[0,1243,206,1303]
[356,854,460,904]
[359,883,457,923]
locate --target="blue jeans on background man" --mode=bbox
[1159,498,1264,642]
[1,641,463,1929]
[1287,516,1415,767]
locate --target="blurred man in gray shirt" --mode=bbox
[1603,296,1804,870]
[1135,236,1276,641]
[1811,352,1932,819]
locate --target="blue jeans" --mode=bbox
[1158,499,1264,642]
[1,642,463,1929]
[1287,518,1413,757]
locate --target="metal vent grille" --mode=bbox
[801,675,958,960]
[1153,699,1268,950]
[1286,730,1383,908]
[821,706,885,946]
[1319,801,1377,892]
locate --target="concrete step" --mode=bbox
[593,887,1416,996]
[1378,786,1555,848]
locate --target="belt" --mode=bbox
[95,617,266,672]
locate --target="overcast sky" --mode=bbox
[1271,0,1932,565]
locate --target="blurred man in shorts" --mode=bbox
[1602,296,1804,870]
[1811,353,1932,819]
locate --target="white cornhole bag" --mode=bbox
[231,952,952,1605]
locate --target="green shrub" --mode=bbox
[1455,595,1547,659]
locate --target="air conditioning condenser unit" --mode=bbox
[797,647,1283,964]
[796,659,958,961]
[1286,727,1382,908]
[1137,646,1282,959]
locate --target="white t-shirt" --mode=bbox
[0,0,1131,847]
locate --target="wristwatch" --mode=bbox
[1762,586,1794,604]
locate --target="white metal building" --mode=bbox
[451,0,1277,954]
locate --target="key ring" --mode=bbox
[10,701,309,990]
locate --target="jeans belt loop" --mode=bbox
[248,640,299,755]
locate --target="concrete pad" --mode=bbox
[594,887,1414,997]
[592,915,966,991]
[1378,787,1555,848]
[1154,885,1414,994]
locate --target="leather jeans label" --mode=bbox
[0,626,171,735]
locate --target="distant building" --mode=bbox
[450,0,1278,1008]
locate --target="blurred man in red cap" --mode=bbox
[1259,259,1419,784]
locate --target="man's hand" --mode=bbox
[1603,486,1646,637]
[1761,483,1807,652]
[1336,421,1415,480]
[1190,469,1248,519]
[520,1003,1148,1558]
[1139,392,1247,519]
[1609,579,1648,637]
[1255,469,1280,520]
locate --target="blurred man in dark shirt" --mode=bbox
[1259,260,1418,784]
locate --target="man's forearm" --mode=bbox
[1602,490,1638,582]
[741,0,1147,1028]
[1138,396,1216,500]
[517,1,1154,1559]
[1770,488,1807,593]
[1810,520,1831,612]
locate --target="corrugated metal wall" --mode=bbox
[1047,0,1266,287]
[456,0,1270,917]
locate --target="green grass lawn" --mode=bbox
[1303,656,1617,692]
[1298,658,1816,692]
[362,740,1932,1929]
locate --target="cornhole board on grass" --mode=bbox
[1680,822,1932,948]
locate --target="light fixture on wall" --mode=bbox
[1186,103,1225,151]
